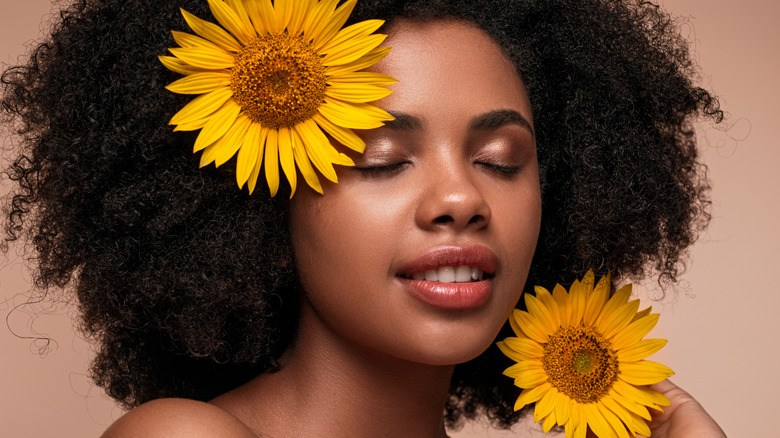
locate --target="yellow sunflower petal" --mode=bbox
[618,338,668,363]
[612,380,660,416]
[225,0,255,38]
[170,87,233,126]
[264,128,280,196]
[173,118,210,132]
[236,122,263,187]
[159,55,211,76]
[609,389,652,422]
[326,46,391,76]
[301,0,337,42]
[524,294,560,333]
[166,71,232,95]
[583,272,610,325]
[503,336,544,360]
[629,410,652,437]
[246,128,269,194]
[571,405,588,438]
[525,293,557,333]
[570,279,587,325]
[270,0,294,34]
[513,367,548,389]
[171,30,220,50]
[322,32,387,67]
[581,269,596,292]
[595,283,632,331]
[295,119,339,182]
[600,299,640,340]
[193,99,241,152]
[199,115,249,169]
[277,126,297,197]
[214,114,252,167]
[552,283,573,326]
[534,286,561,328]
[180,8,241,52]
[319,97,393,129]
[312,112,365,152]
[643,386,671,407]
[514,310,550,344]
[325,81,393,103]
[513,382,551,411]
[597,401,631,438]
[565,403,579,437]
[619,360,674,386]
[207,0,255,45]
[507,308,527,339]
[496,341,527,366]
[554,392,571,426]
[584,403,617,438]
[169,46,235,70]
[611,313,660,351]
[286,0,314,36]
[534,386,558,422]
[245,0,276,36]
[601,394,641,436]
[503,360,544,379]
[310,0,356,50]
[199,144,217,168]
[633,306,653,322]
[321,18,384,54]
[541,411,557,433]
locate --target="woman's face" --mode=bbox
[289,19,541,365]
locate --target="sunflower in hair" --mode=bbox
[161,0,395,196]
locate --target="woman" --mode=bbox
[1,0,725,436]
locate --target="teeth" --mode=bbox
[410,265,485,283]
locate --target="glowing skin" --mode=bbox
[206,19,542,438]
[290,19,541,367]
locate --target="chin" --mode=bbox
[396,321,502,366]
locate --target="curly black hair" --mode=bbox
[1,0,721,429]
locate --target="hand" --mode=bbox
[646,379,726,437]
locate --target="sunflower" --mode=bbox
[497,271,674,438]
[160,0,396,196]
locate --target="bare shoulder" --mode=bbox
[101,398,256,438]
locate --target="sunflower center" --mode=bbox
[542,325,619,403]
[230,33,327,128]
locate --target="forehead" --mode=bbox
[368,19,532,123]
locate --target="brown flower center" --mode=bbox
[230,33,327,128]
[542,325,619,403]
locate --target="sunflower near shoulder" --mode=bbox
[497,270,675,438]
[159,0,396,197]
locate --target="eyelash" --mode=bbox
[354,161,520,176]
[477,161,521,176]
[354,162,409,175]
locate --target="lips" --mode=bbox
[397,245,498,309]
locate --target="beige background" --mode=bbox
[1,0,777,436]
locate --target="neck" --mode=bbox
[214,305,454,438]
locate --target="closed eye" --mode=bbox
[354,161,410,176]
[476,161,521,176]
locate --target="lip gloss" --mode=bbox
[397,245,498,309]
[400,277,492,309]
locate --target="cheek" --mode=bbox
[289,189,405,306]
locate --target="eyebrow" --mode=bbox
[468,109,535,137]
[384,112,424,131]
[384,109,534,137]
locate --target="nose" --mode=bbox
[415,161,491,232]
